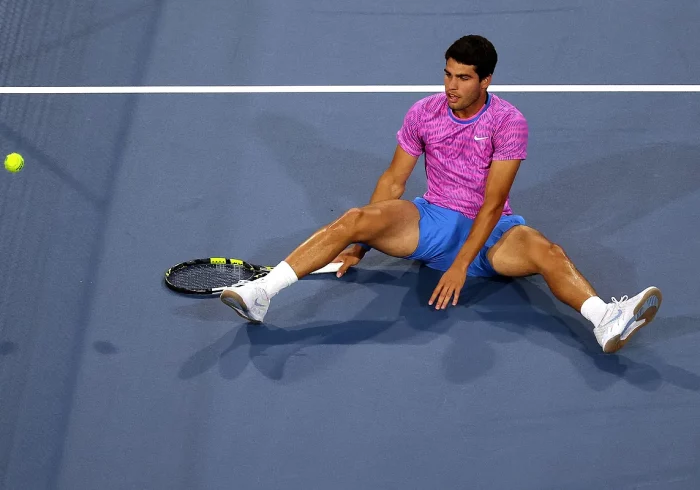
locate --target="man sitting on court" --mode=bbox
[220,35,662,354]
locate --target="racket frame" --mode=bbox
[164,258,341,295]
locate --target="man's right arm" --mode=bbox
[368,145,420,203]
[348,145,420,257]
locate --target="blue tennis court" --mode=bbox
[2,1,700,489]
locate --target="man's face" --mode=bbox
[443,58,491,114]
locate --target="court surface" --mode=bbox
[1,1,700,489]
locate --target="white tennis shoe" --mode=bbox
[594,286,662,353]
[220,280,270,323]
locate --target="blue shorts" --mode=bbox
[403,197,526,277]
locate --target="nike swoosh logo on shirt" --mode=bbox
[474,136,489,141]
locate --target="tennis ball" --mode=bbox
[4,153,24,173]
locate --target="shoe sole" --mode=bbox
[603,287,663,353]
[220,289,262,324]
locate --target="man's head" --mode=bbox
[445,35,498,80]
[443,35,498,115]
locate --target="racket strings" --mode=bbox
[169,263,256,290]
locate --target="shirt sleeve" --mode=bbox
[396,100,425,157]
[492,110,528,161]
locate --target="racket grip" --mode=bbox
[310,262,342,274]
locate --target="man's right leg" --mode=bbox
[284,200,421,277]
[220,200,421,323]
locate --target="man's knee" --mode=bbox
[543,242,568,264]
[328,200,418,248]
[493,225,567,272]
[531,236,570,273]
[330,207,374,240]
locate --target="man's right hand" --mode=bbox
[332,245,367,277]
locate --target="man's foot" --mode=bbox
[594,286,662,353]
[220,280,270,324]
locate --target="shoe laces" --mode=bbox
[610,295,629,307]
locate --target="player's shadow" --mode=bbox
[250,112,426,226]
[471,277,700,392]
[179,263,699,392]
[230,266,493,380]
[512,143,700,294]
[178,264,479,381]
[516,143,700,237]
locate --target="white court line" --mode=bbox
[0,85,700,94]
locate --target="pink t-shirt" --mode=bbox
[397,92,528,219]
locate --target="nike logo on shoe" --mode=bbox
[474,136,489,141]
[601,309,623,328]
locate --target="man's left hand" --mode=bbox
[429,265,467,310]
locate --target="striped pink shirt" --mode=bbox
[397,92,528,219]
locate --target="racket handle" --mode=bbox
[309,262,342,274]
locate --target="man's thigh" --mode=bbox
[357,199,421,258]
[486,225,551,277]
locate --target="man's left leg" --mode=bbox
[485,225,662,353]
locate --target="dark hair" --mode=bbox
[445,35,498,80]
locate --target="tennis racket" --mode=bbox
[164,257,342,295]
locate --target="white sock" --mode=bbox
[258,261,298,298]
[580,296,608,328]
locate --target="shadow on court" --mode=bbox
[518,143,700,236]
[0,341,18,356]
[515,143,700,293]
[177,264,700,393]
[250,111,424,225]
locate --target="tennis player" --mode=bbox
[221,35,662,353]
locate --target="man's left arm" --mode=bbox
[428,159,521,309]
[452,158,521,268]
